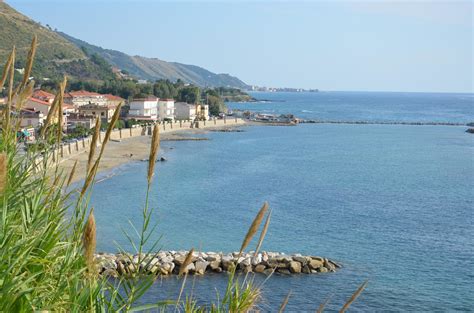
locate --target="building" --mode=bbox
[158,98,175,121]
[67,113,97,130]
[128,96,159,121]
[64,90,107,107]
[19,108,45,128]
[78,103,117,123]
[32,89,55,104]
[24,97,51,116]
[175,102,196,120]
[104,94,125,107]
[196,104,210,121]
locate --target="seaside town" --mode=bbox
[1,89,215,142]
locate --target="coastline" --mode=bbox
[60,122,247,185]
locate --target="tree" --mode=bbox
[177,86,200,104]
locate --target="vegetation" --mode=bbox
[0,37,367,313]
[0,2,115,83]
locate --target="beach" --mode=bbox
[59,121,247,184]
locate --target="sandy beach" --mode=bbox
[59,125,246,184]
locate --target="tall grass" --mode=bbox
[0,37,366,312]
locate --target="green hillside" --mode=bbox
[59,32,249,88]
[0,1,115,82]
[1,1,248,88]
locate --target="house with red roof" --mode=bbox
[64,90,107,107]
[32,89,55,104]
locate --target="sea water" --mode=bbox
[89,92,473,311]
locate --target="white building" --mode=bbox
[175,102,196,120]
[128,96,159,121]
[158,98,175,121]
[64,90,107,107]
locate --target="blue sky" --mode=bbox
[7,0,473,93]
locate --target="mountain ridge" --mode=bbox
[0,1,249,88]
[58,32,248,88]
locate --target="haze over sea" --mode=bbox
[89,91,473,311]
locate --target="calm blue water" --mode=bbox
[88,92,473,311]
[230,91,474,123]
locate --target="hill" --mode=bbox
[59,32,249,88]
[0,1,115,82]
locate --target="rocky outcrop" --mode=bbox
[94,251,341,277]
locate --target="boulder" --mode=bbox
[289,261,302,273]
[195,261,209,275]
[302,265,311,274]
[309,259,324,269]
[254,264,266,273]
[292,256,310,265]
[317,266,328,273]
[277,268,291,275]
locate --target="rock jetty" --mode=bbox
[95,251,340,277]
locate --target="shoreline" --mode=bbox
[60,122,247,185]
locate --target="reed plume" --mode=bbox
[56,77,67,144]
[0,47,14,90]
[4,47,15,133]
[16,35,37,93]
[66,160,78,187]
[316,297,331,313]
[239,202,269,254]
[339,280,368,313]
[83,208,97,274]
[86,117,101,175]
[147,124,160,185]
[278,291,291,313]
[254,209,271,256]
[0,153,7,193]
[178,248,195,276]
[15,80,34,110]
[81,104,121,196]
[40,90,60,139]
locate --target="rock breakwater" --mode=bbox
[95,251,340,277]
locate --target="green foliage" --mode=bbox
[178,86,201,104]
[64,125,91,140]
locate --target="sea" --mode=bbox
[88,91,473,312]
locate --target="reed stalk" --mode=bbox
[0,153,6,193]
[83,208,97,274]
[66,160,78,187]
[340,280,368,313]
[239,201,268,254]
[86,117,101,175]
[178,248,195,276]
[147,124,160,184]
[278,291,291,313]
[254,209,271,256]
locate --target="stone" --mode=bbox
[263,268,274,275]
[195,261,209,275]
[324,259,336,272]
[254,264,266,273]
[102,269,118,277]
[289,261,302,273]
[209,260,221,271]
[317,266,328,273]
[277,268,291,275]
[116,261,125,275]
[302,265,311,274]
[180,262,195,274]
[292,256,310,265]
[309,259,324,269]
[251,254,262,266]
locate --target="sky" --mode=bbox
[7,0,474,93]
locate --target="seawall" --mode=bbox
[34,118,245,167]
[95,251,340,277]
